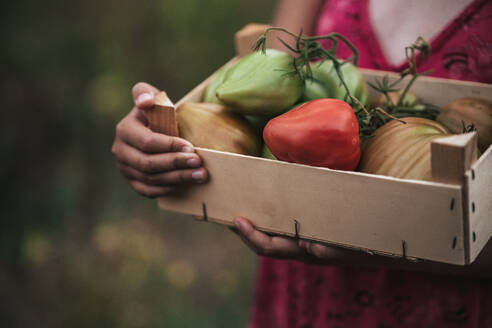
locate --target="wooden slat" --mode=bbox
[144,91,178,136]
[361,69,492,107]
[467,145,492,263]
[159,149,465,264]
[234,23,271,57]
[431,132,478,185]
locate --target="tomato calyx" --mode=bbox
[350,95,408,140]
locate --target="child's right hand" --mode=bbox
[111,82,208,198]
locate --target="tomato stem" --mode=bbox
[255,27,416,139]
[255,27,358,107]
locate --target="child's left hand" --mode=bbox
[232,216,355,263]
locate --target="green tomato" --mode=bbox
[244,115,271,137]
[303,77,330,100]
[303,60,369,107]
[261,143,277,160]
[216,49,304,116]
[203,66,229,104]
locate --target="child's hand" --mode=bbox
[111,82,208,198]
[233,216,353,263]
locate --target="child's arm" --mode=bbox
[270,0,325,49]
[272,0,324,35]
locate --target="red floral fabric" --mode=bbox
[250,1,492,327]
[316,0,492,83]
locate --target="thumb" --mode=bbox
[132,82,160,109]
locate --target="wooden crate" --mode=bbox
[150,24,492,266]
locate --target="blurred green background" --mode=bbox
[1,1,276,326]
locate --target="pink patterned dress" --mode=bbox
[250,0,492,327]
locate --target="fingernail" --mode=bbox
[191,169,205,181]
[299,240,311,250]
[181,146,194,153]
[234,218,243,230]
[186,157,200,167]
[136,93,153,106]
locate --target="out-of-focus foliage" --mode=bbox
[0,0,275,326]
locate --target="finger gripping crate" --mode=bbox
[149,24,492,266]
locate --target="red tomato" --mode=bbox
[263,98,360,170]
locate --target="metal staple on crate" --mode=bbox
[402,240,407,259]
[294,219,300,239]
[202,202,208,221]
